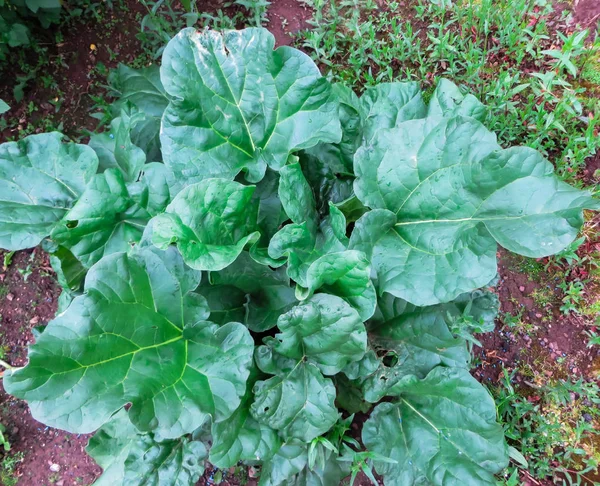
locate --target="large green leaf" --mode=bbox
[160,27,341,186]
[87,410,207,486]
[51,168,158,268]
[210,370,281,468]
[362,367,508,486]
[4,247,254,438]
[264,293,367,375]
[251,360,338,442]
[301,250,376,321]
[0,132,98,250]
[151,178,260,271]
[354,116,600,305]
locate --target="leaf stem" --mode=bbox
[0,359,14,370]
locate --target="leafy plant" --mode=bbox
[0,27,599,486]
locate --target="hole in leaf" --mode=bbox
[66,220,79,229]
[264,407,269,412]
[382,352,398,368]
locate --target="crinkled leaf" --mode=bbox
[264,293,367,375]
[301,250,376,321]
[360,82,426,142]
[251,361,338,442]
[354,116,600,305]
[210,370,281,468]
[51,168,151,269]
[362,367,508,486]
[0,132,98,250]
[89,109,146,182]
[360,291,497,402]
[87,409,207,486]
[151,178,260,271]
[428,79,486,122]
[160,27,341,186]
[4,247,254,438]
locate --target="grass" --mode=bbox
[495,370,600,485]
[298,0,600,181]
[0,451,24,486]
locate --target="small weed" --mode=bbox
[0,451,24,486]
[558,280,585,315]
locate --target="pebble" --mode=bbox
[519,286,525,292]
[49,463,60,472]
[6,293,13,301]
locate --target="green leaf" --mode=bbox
[360,82,426,142]
[0,132,98,250]
[4,247,254,437]
[87,410,207,486]
[301,250,376,321]
[210,370,281,468]
[291,454,350,486]
[51,169,150,269]
[109,64,169,162]
[251,360,338,442]
[89,110,147,182]
[160,28,341,185]
[110,64,169,118]
[0,99,9,114]
[354,116,600,306]
[250,169,288,265]
[279,160,318,231]
[151,178,260,271]
[264,293,367,375]
[258,444,308,486]
[206,252,297,332]
[362,367,508,485]
[428,79,487,122]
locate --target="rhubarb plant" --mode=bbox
[1,27,598,486]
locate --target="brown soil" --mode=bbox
[572,0,600,32]
[267,0,312,46]
[0,250,101,485]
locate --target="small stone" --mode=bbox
[56,481,64,486]
[535,313,542,318]
[519,286,525,292]
[248,467,257,478]
[29,316,39,324]
[583,413,593,423]
[572,368,578,374]
[49,463,60,472]
[6,293,13,301]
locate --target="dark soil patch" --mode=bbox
[0,249,101,486]
[474,251,600,386]
[572,0,600,32]
[267,0,313,46]
[0,2,146,142]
